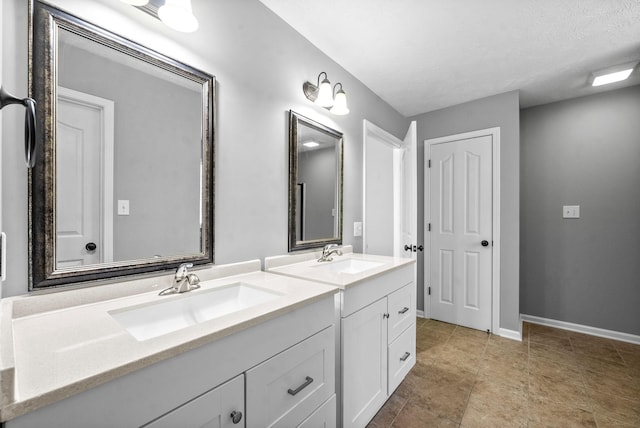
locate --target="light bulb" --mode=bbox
[330,88,349,115]
[315,77,334,108]
[158,0,199,33]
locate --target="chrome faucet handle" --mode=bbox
[187,273,200,288]
[175,263,193,280]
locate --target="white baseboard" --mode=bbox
[416,310,425,318]
[521,314,640,345]
[497,328,522,342]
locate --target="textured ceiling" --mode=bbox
[258,0,640,116]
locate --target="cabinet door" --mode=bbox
[387,282,415,343]
[143,374,244,428]
[341,298,388,428]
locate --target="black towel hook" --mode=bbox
[0,86,37,168]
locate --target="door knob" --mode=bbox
[417,245,424,251]
[85,242,97,252]
[230,410,243,424]
[481,240,489,247]
[404,244,412,252]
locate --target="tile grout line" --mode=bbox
[457,327,490,427]
[568,333,602,427]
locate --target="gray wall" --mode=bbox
[60,44,202,261]
[520,85,640,336]
[411,91,521,332]
[1,0,409,297]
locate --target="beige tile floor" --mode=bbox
[367,318,640,427]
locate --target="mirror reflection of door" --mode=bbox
[56,87,114,269]
[297,141,339,241]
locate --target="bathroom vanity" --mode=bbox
[266,248,416,428]
[0,261,338,427]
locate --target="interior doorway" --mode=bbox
[362,120,417,259]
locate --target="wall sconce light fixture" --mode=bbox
[158,0,199,33]
[303,72,350,115]
[124,0,199,33]
[121,0,149,6]
[330,83,350,115]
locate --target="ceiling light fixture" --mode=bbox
[303,141,320,148]
[590,62,637,87]
[303,72,350,115]
[158,0,199,33]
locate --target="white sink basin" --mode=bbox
[313,258,384,274]
[109,282,282,341]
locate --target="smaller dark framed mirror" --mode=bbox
[288,111,343,251]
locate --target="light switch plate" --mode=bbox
[353,221,363,237]
[563,205,580,218]
[118,200,130,216]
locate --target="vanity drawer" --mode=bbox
[246,326,335,428]
[387,282,415,343]
[388,323,416,394]
[297,395,336,428]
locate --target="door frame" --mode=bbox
[362,120,403,256]
[424,127,501,333]
[57,86,115,263]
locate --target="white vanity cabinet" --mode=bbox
[265,253,416,428]
[341,270,416,428]
[144,374,245,428]
[3,288,337,428]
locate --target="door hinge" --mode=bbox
[427,223,431,232]
[428,286,431,296]
[428,159,431,168]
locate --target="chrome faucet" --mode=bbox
[318,244,343,262]
[159,263,200,295]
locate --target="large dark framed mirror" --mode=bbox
[29,1,215,288]
[288,111,343,251]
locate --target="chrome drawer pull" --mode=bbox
[400,352,411,362]
[287,376,314,396]
[398,307,409,314]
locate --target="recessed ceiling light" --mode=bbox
[591,62,637,87]
[303,141,320,148]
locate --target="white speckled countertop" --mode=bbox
[266,249,415,289]
[0,260,338,422]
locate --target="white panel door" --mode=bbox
[56,88,113,268]
[429,135,492,331]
